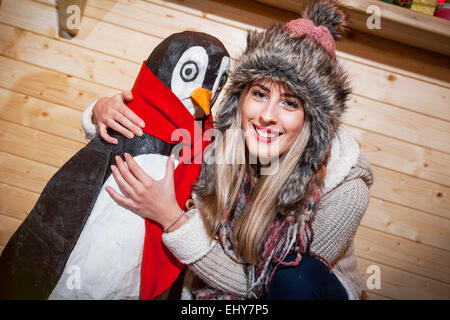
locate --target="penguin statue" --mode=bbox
[0,31,229,300]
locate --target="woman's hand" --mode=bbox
[105,153,187,232]
[93,91,146,144]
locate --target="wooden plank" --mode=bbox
[0,87,86,143]
[0,214,21,248]
[345,95,450,154]
[0,183,38,221]
[355,227,450,284]
[341,60,450,122]
[0,54,117,111]
[2,0,163,63]
[85,0,247,58]
[0,151,57,194]
[145,0,293,30]
[150,0,450,87]
[362,197,450,252]
[6,1,449,121]
[336,29,450,89]
[34,0,247,58]
[0,119,85,168]
[371,166,450,220]
[343,0,450,56]
[255,0,450,56]
[357,257,450,299]
[345,125,450,186]
[0,23,139,90]
[346,0,450,37]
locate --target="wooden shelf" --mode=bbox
[255,0,450,56]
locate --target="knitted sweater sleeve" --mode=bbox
[189,242,249,297]
[162,210,249,298]
[310,155,373,264]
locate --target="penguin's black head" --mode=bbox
[146,31,230,119]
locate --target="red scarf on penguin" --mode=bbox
[126,62,214,300]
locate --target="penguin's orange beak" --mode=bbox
[191,87,212,118]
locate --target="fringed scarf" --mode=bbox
[193,164,330,300]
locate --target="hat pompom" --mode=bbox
[302,0,347,40]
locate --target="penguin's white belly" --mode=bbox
[49,153,176,300]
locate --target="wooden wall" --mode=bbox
[0,0,449,300]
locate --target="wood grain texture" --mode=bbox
[362,198,450,252]
[0,151,57,194]
[0,23,139,90]
[0,87,86,143]
[345,125,450,186]
[371,166,449,219]
[355,227,450,284]
[0,56,116,111]
[0,214,22,248]
[0,119,85,168]
[254,0,450,56]
[343,96,450,153]
[0,183,39,221]
[357,257,450,299]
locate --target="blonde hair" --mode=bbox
[196,84,311,265]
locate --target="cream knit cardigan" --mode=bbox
[82,106,373,300]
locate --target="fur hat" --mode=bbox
[198,0,352,209]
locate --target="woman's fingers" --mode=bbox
[118,104,145,129]
[106,118,135,139]
[121,90,134,102]
[164,154,175,183]
[93,91,146,143]
[106,185,135,210]
[110,164,135,198]
[117,91,145,131]
[123,153,155,185]
[107,153,181,223]
[114,110,143,137]
[98,123,118,145]
[115,155,142,188]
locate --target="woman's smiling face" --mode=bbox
[241,79,305,160]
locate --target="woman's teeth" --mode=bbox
[255,127,278,138]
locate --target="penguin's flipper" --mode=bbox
[0,138,111,299]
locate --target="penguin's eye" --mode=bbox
[180,61,199,82]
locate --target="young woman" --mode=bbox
[82,0,373,300]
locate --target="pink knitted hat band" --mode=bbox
[285,18,336,59]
